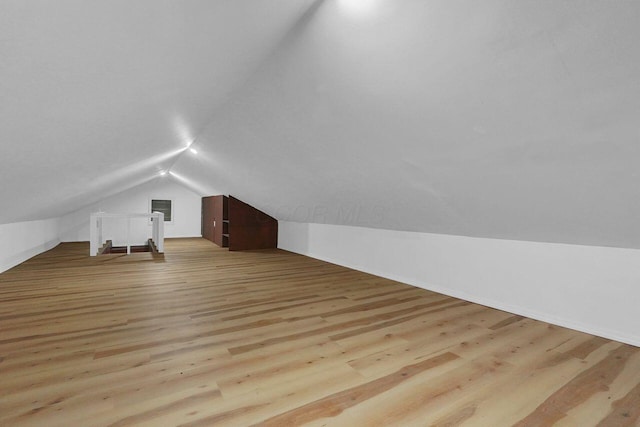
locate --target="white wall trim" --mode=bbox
[302,251,640,347]
[0,218,61,273]
[279,221,640,348]
[0,238,60,274]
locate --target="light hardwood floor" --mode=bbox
[1,238,639,426]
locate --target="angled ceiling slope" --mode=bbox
[171,0,640,249]
[0,0,316,224]
[2,1,639,250]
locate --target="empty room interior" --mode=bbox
[2,1,640,426]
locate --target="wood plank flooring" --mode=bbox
[1,238,639,426]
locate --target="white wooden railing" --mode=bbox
[89,212,164,256]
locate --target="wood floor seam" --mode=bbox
[1,239,638,426]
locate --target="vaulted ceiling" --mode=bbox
[1,0,639,248]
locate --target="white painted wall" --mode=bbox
[0,218,60,273]
[279,221,640,347]
[60,178,202,245]
[175,1,640,250]
[0,0,316,225]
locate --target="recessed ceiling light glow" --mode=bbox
[173,116,193,147]
[166,170,209,195]
[189,148,198,154]
[338,0,380,19]
[159,171,167,176]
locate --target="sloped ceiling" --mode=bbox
[2,0,639,249]
[0,0,315,222]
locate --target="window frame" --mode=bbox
[150,198,174,223]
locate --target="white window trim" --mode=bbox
[149,198,174,224]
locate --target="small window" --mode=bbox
[151,199,172,222]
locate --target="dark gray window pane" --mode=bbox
[151,199,172,221]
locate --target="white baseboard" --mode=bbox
[280,221,640,348]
